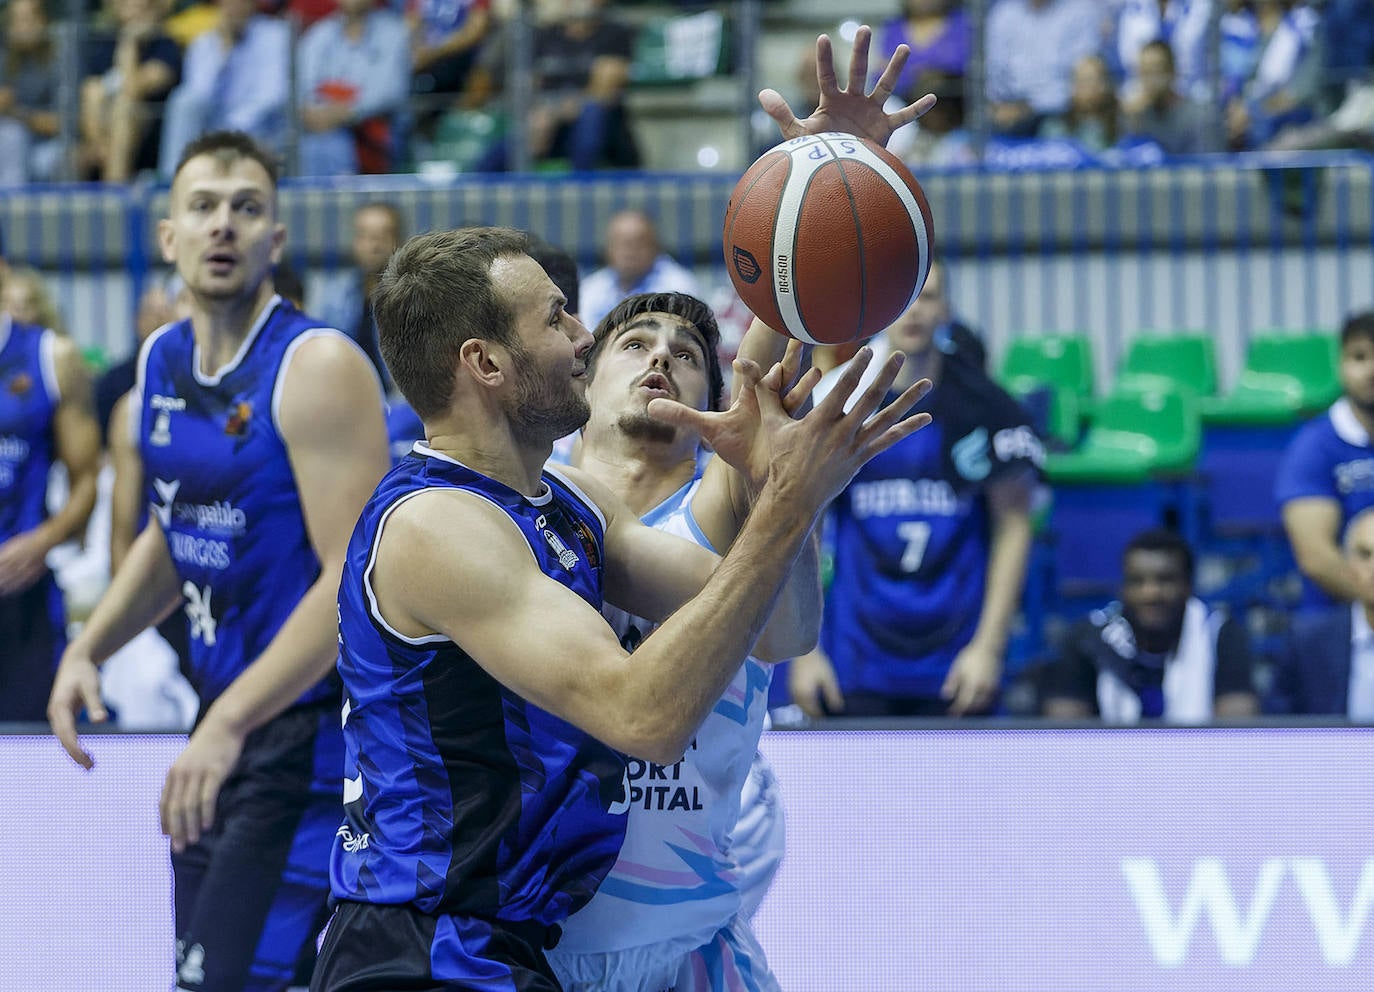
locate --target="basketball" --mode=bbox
[722,133,935,346]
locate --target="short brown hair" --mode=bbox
[173,130,279,189]
[373,226,531,420]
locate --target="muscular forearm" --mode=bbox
[625,491,817,760]
[754,528,821,660]
[34,469,97,551]
[200,562,343,737]
[72,524,182,663]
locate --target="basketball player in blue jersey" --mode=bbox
[314,222,931,991]
[790,259,1045,718]
[47,131,391,992]
[0,225,102,722]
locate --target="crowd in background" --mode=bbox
[3,0,1374,186]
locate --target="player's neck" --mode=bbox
[427,425,553,498]
[188,282,277,377]
[575,435,697,517]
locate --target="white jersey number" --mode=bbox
[897,521,932,573]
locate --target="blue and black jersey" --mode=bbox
[327,443,627,985]
[0,315,59,545]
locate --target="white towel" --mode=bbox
[1097,597,1217,724]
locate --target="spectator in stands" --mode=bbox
[874,0,971,100]
[0,223,102,722]
[1271,505,1374,717]
[579,209,699,333]
[1226,0,1324,150]
[1,266,66,336]
[409,0,491,128]
[1318,0,1374,109]
[1276,311,1374,609]
[985,0,1102,138]
[79,0,183,183]
[888,69,978,168]
[1121,39,1208,155]
[296,0,411,176]
[1041,54,1122,153]
[478,0,638,172]
[1040,528,1260,722]
[1219,0,1262,104]
[158,0,291,175]
[1115,0,1214,102]
[306,201,402,383]
[789,260,1042,718]
[0,0,61,186]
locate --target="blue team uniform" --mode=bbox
[315,443,627,992]
[0,315,66,722]
[1274,398,1374,610]
[822,354,1044,703]
[135,297,351,992]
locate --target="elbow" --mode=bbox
[616,724,690,766]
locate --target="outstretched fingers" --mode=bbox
[846,26,872,95]
[861,377,934,454]
[814,34,839,97]
[888,92,938,131]
[870,41,909,102]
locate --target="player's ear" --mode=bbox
[269,222,287,265]
[458,337,506,390]
[157,218,176,264]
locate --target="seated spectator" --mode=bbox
[985,0,1102,137]
[1219,0,1262,104]
[305,201,402,383]
[408,0,490,126]
[1276,311,1374,610]
[79,0,182,183]
[1041,528,1260,723]
[296,0,410,176]
[1272,505,1374,717]
[874,0,971,100]
[1040,54,1121,153]
[1115,0,1215,101]
[0,0,61,186]
[477,0,638,171]
[1121,39,1209,155]
[158,0,291,175]
[1226,0,1324,150]
[889,69,978,168]
[1,265,65,335]
[1318,0,1374,108]
[579,209,699,331]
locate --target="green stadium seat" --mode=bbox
[421,109,507,173]
[1045,377,1201,484]
[1199,331,1339,425]
[999,333,1095,400]
[1120,332,1218,397]
[631,10,730,86]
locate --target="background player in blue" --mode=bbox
[47,131,391,992]
[790,259,1045,717]
[1276,310,1374,609]
[0,223,102,722]
[314,226,932,991]
[550,28,936,992]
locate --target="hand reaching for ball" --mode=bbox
[759,25,936,149]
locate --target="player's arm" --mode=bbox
[1282,497,1360,602]
[158,335,389,853]
[943,469,1036,714]
[107,391,142,573]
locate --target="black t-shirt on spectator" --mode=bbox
[532,20,635,96]
[84,31,182,88]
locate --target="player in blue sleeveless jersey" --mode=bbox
[1276,311,1374,610]
[0,224,102,722]
[790,260,1045,717]
[48,132,391,992]
[313,226,932,991]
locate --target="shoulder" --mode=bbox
[544,462,620,530]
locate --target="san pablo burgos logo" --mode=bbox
[536,513,579,571]
[152,478,180,529]
[149,393,185,447]
[1124,857,1374,967]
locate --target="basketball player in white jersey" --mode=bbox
[548,26,936,991]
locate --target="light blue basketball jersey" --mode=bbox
[552,466,778,959]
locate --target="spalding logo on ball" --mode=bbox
[722,133,934,346]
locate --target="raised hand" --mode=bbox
[759,25,937,148]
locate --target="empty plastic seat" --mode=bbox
[1045,376,1201,484]
[1200,331,1339,425]
[1120,332,1218,398]
[999,333,1095,401]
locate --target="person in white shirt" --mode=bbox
[579,209,700,331]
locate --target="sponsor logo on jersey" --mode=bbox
[174,499,247,534]
[1335,457,1374,495]
[6,372,32,396]
[850,477,958,518]
[149,394,185,447]
[152,477,180,529]
[569,517,602,571]
[224,401,252,437]
[0,433,31,462]
[336,823,370,853]
[952,426,992,481]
